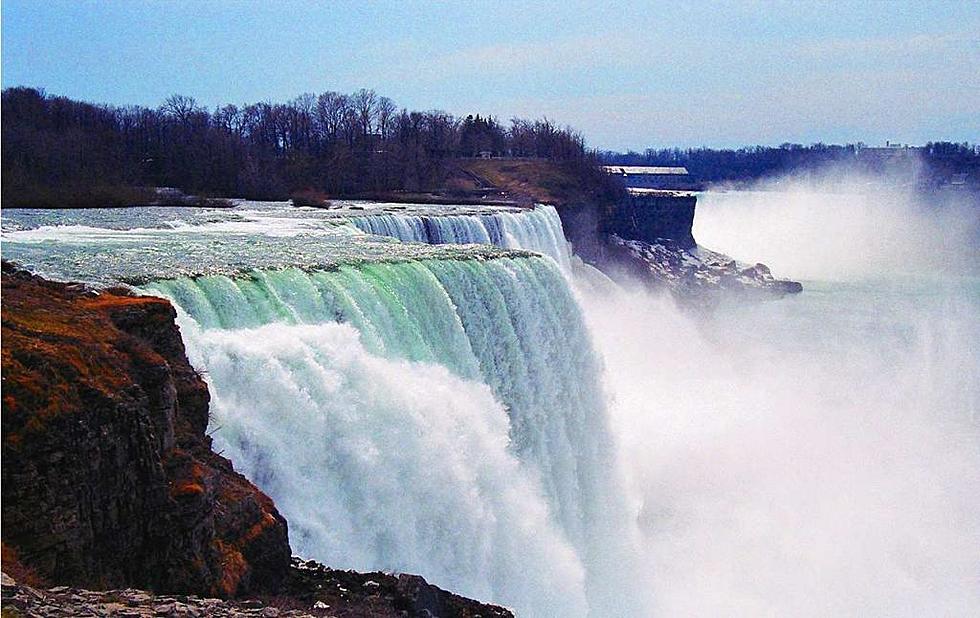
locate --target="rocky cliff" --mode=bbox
[558,182,801,302]
[600,190,697,249]
[1,263,290,598]
[606,236,803,305]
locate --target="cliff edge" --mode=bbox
[1,263,290,597]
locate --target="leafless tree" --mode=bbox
[162,94,199,124]
[351,88,377,136]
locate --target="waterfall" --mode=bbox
[147,256,637,617]
[8,189,977,617]
[347,205,572,272]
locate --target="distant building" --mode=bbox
[856,141,924,161]
[602,165,691,189]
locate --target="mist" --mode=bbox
[576,176,980,616]
[693,168,980,281]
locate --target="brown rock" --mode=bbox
[1,264,290,598]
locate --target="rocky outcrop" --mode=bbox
[607,236,803,305]
[2,571,309,618]
[1,264,290,598]
[550,185,802,303]
[281,558,514,617]
[2,560,514,618]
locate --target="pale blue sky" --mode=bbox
[3,0,978,149]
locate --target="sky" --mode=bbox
[3,0,978,150]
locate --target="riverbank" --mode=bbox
[2,185,235,209]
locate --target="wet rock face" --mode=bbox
[1,264,290,598]
[600,192,697,249]
[607,236,803,305]
[554,192,698,263]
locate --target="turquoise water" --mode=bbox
[149,257,637,616]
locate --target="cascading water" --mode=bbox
[3,202,633,613]
[173,317,590,614]
[347,205,572,272]
[147,253,637,616]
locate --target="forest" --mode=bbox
[5,85,976,208]
[1,86,595,208]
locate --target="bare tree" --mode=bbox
[162,94,199,124]
[351,88,377,136]
[3,85,607,206]
[315,91,348,140]
[376,96,397,140]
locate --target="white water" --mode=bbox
[349,205,573,272]
[579,188,980,616]
[178,318,589,614]
[150,254,639,617]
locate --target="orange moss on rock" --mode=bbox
[213,539,248,598]
[1,270,154,435]
[1,264,290,598]
[169,461,207,499]
[2,542,48,589]
[242,513,280,545]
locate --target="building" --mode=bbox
[856,141,924,161]
[602,165,691,189]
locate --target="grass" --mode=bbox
[457,158,619,207]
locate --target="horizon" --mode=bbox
[2,1,978,150]
[5,83,973,155]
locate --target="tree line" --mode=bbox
[601,142,980,188]
[2,86,594,207]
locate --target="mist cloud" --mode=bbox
[694,168,980,281]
